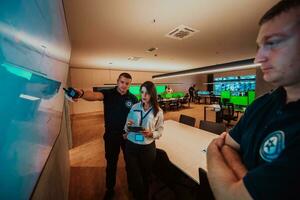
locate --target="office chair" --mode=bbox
[151,149,176,200]
[152,149,200,200]
[159,101,167,111]
[198,168,215,200]
[169,99,180,110]
[199,120,226,135]
[180,96,190,108]
[222,103,238,125]
[179,114,196,127]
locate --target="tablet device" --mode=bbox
[63,87,80,98]
[135,134,144,142]
[128,126,144,132]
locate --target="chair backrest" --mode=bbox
[199,120,226,135]
[222,103,234,117]
[222,98,230,105]
[181,96,189,104]
[170,99,178,104]
[227,103,235,116]
[179,114,195,127]
[198,168,215,200]
[158,101,166,109]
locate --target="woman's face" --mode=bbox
[141,86,151,104]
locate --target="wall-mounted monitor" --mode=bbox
[221,90,231,99]
[129,85,140,95]
[129,85,166,95]
[213,75,256,96]
[197,91,210,96]
[156,85,166,94]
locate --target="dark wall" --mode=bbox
[207,74,214,92]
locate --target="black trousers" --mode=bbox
[189,94,194,103]
[126,140,156,200]
[103,132,128,190]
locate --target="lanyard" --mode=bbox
[134,108,153,126]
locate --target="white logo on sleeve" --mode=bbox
[125,100,133,108]
[259,130,285,162]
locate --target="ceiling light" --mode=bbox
[146,47,158,52]
[152,58,260,80]
[128,57,142,61]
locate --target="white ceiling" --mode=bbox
[64,0,279,72]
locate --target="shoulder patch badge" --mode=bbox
[259,130,285,162]
[125,100,133,108]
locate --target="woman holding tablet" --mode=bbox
[124,81,164,200]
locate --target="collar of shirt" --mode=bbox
[274,87,300,112]
[113,86,130,96]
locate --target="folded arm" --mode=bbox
[207,134,252,200]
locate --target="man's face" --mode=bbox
[254,8,300,87]
[117,76,131,94]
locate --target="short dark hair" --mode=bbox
[118,72,132,80]
[259,0,300,25]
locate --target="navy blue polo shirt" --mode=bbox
[101,87,138,134]
[229,87,300,200]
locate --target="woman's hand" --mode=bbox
[127,120,134,126]
[141,129,153,138]
[126,120,134,132]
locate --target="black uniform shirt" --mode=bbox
[101,87,138,134]
[189,86,195,95]
[229,87,300,200]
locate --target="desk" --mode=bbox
[195,95,210,104]
[158,98,184,110]
[156,120,218,184]
[204,104,222,123]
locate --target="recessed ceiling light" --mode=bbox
[146,47,158,52]
[128,57,142,61]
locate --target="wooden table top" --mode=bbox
[156,120,218,184]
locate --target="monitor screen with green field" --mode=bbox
[129,85,140,95]
[230,96,248,106]
[248,90,256,105]
[221,90,231,99]
[214,75,256,96]
[156,85,166,94]
[129,85,166,95]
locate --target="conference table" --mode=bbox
[156,120,218,184]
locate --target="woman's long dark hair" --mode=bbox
[140,81,160,117]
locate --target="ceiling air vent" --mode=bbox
[128,57,142,61]
[165,25,199,40]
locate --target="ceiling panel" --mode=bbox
[64,0,279,72]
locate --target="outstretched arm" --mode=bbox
[74,88,104,101]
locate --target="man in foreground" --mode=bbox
[207,1,300,199]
